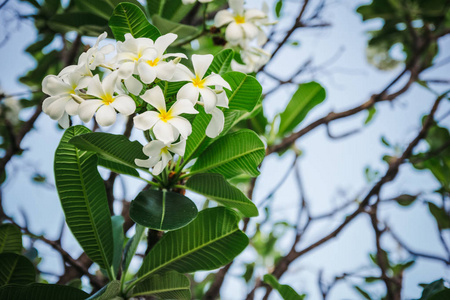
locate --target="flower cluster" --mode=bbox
[214,0,272,72]
[42,32,231,175]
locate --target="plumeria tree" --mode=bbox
[0,0,450,299]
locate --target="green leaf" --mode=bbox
[69,132,147,176]
[0,224,22,254]
[190,130,265,178]
[0,253,35,286]
[54,126,114,271]
[86,280,121,300]
[111,216,124,277]
[263,274,305,300]
[278,82,326,136]
[394,194,417,207]
[109,3,161,42]
[148,0,193,22]
[418,279,447,300]
[206,49,234,76]
[0,283,89,300]
[186,173,258,217]
[222,72,262,112]
[354,285,372,300]
[122,224,145,276]
[47,12,109,36]
[364,106,376,125]
[430,289,450,300]
[75,0,147,20]
[135,207,248,284]
[428,202,450,230]
[130,189,198,231]
[131,271,190,299]
[152,15,198,39]
[275,0,283,18]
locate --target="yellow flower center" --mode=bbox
[147,57,160,67]
[102,94,114,105]
[192,75,206,89]
[234,15,245,24]
[161,147,169,154]
[159,110,173,123]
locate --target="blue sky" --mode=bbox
[0,0,449,299]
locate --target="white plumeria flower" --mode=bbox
[115,33,156,95]
[231,47,271,73]
[133,86,198,144]
[79,72,136,127]
[182,0,213,4]
[84,32,115,70]
[171,54,231,113]
[135,139,186,176]
[42,72,88,128]
[214,0,268,47]
[205,86,229,138]
[137,33,186,84]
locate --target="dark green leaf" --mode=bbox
[190,130,265,178]
[86,280,120,300]
[0,253,35,286]
[48,12,109,36]
[111,216,124,277]
[354,285,372,300]
[109,3,161,42]
[152,15,198,39]
[428,202,450,230]
[275,0,283,18]
[278,82,326,136]
[122,224,145,276]
[394,194,417,207]
[222,72,262,112]
[186,173,258,217]
[135,207,248,284]
[54,126,114,271]
[0,283,88,300]
[418,279,446,300]
[206,49,234,76]
[131,271,190,299]
[0,224,22,254]
[130,189,198,231]
[263,274,305,300]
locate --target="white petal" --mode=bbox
[154,33,178,56]
[137,63,157,84]
[65,98,79,116]
[100,44,115,55]
[42,75,70,96]
[142,140,165,156]
[257,29,268,46]
[241,23,259,40]
[118,61,136,79]
[153,121,176,144]
[42,96,58,113]
[216,88,229,108]
[161,52,187,60]
[170,64,195,82]
[141,86,166,112]
[169,139,186,156]
[206,108,224,138]
[245,9,266,21]
[102,72,119,95]
[58,112,70,129]
[182,0,195,3]
[135,158,155,169]
[111,95,136,116]
[78,99,103,123]
[167,116,192,139]
[192,54,213,79]
[46,96,69,120]
[133,111,160,131]
[226,23,244,43]
[95,32,108,47]
[154,61,177,81]
[169,98,198,116]
[177,83,199,104]
[152,157,169,176]
[87,75,105,99]
[96,104,116,127]
[203,74,231,90]
[214,10,234,27]
[124,76,143,95]
[199,87,217,113]
[229,0,244,15]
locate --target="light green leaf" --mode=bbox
[222,72,262,112]
[69,132,147,177]
[122,224,146,276]
[263,274,305,300]
[190,130,265,178]
[86,280,121,300]
[0,283,88,300]
[134,207,248,285]
[109,3,161,42]
[206,49,234,76]
[152,15,198,39]
[131,271,190,299]
[111,216,124,277]
[130,189,198,231]
[54,126,114,271]
[0,253,35,286]
[0,224,22,254]
[364,106,376,125]
[278,82,326,136]
[428,202,450,230]
[186,173,258,217]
